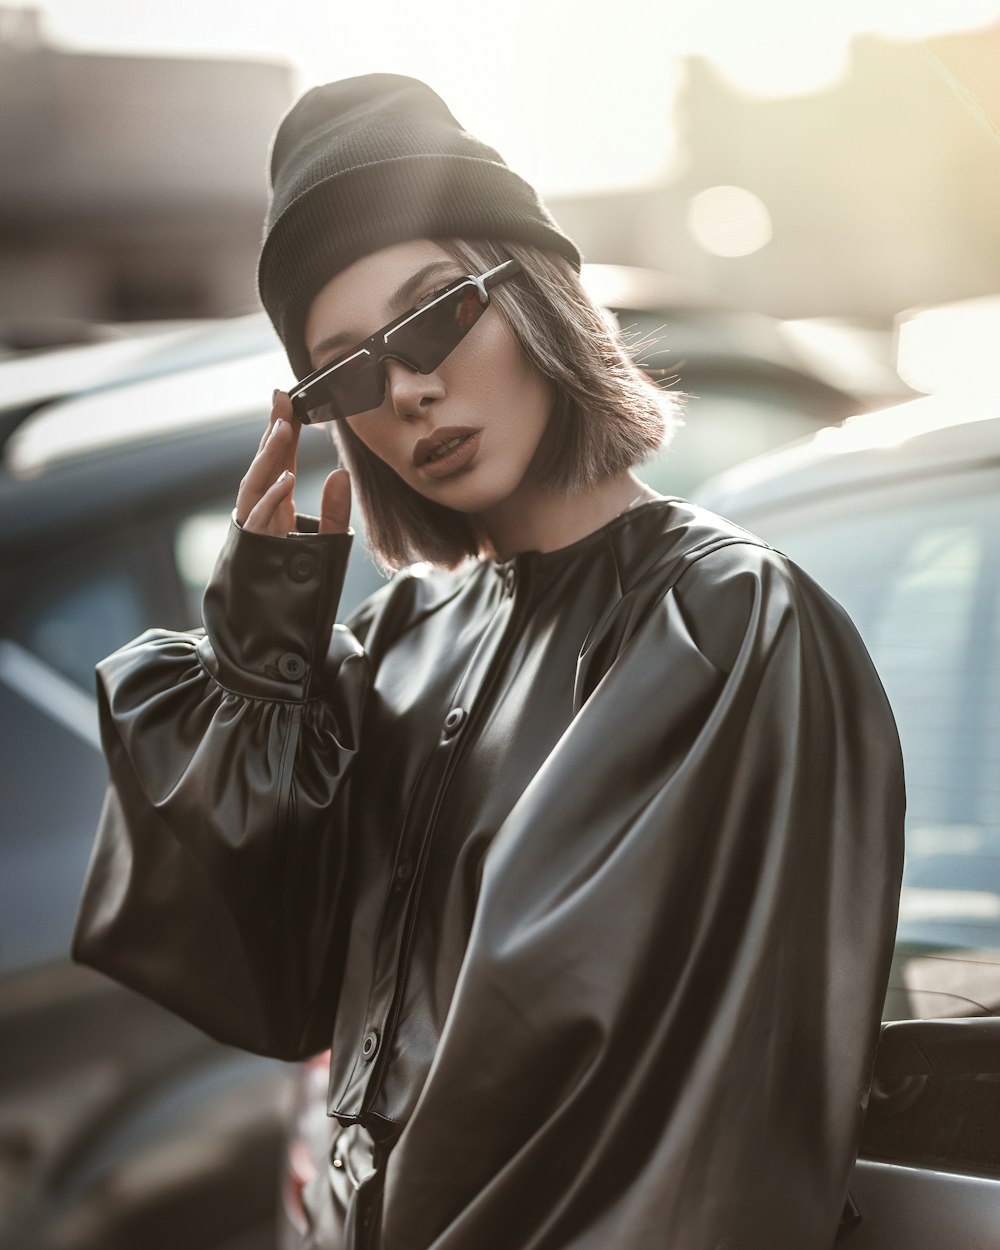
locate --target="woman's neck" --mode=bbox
[476,471,660,562]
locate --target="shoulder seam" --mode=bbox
[673,536,776,587]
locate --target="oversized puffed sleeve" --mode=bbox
[381,544,905,1250]
[72,516,371,1060]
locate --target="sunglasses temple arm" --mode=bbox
[482,259,522,291]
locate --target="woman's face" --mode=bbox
[303,240,554,519]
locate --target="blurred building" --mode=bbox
[1,7,999,339]
[0,7,294,341]
[549,26,1000,322]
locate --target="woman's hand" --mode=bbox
[236,390,352,537]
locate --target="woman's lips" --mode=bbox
[413,428,482,479]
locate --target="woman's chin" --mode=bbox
[414,472,526,520]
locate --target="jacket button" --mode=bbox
[361,1030,379,1061]
[503,567,517,596]
[443,707,466,739]
[277,652,307,680]
[287,551,317,582]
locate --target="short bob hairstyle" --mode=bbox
[330,238,681,571]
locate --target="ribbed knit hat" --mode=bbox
[258,73,581,379]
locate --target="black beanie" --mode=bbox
[258,73,582,380]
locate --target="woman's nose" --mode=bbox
[382,357,446,420]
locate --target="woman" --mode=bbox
[73,74,905,1250]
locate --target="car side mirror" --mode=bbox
[876,1016,1000,1077]
[869,1016,1000,1121]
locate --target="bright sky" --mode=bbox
[28,0,1000,196]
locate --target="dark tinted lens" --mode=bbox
[291,390,338,425]
[293,350,382,423]
[386,284,484,372]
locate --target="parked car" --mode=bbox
[579,262,907,495]
[694,392,1000,1248]
[0,272,896,1249]
[0,409,370,1250]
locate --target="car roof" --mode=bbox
[0,315,278,415]
[5,339,292,475]
[694,392,1000,517]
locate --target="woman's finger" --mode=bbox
[319,468,352,535]
[274,391,302,471]
[257,389,286,451]
[237,417,297,524]
[243,470,296,535]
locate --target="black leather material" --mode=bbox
[73,497,905,1249]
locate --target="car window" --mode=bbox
[5,547,148,692]
[744,465,1000,1178]
[641,383,844,496]
[174,508,236,623]
[745,469,1000,1022]
[1,543,148,968]
[0,671,108,967]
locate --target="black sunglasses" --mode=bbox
[288,259,522,425]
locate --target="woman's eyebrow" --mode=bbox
[308,260,463,367]
[388,260,461,314]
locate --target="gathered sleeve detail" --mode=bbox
[72,517,370,1060]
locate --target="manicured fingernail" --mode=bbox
[270,418,283,435]
[272,388,281,403]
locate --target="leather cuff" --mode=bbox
[198,514,354,700]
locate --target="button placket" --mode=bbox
[331,574,522,1120]
[391,857,413,895]
[277,652,307,681]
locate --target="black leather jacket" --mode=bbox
[73,497,905,1250]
